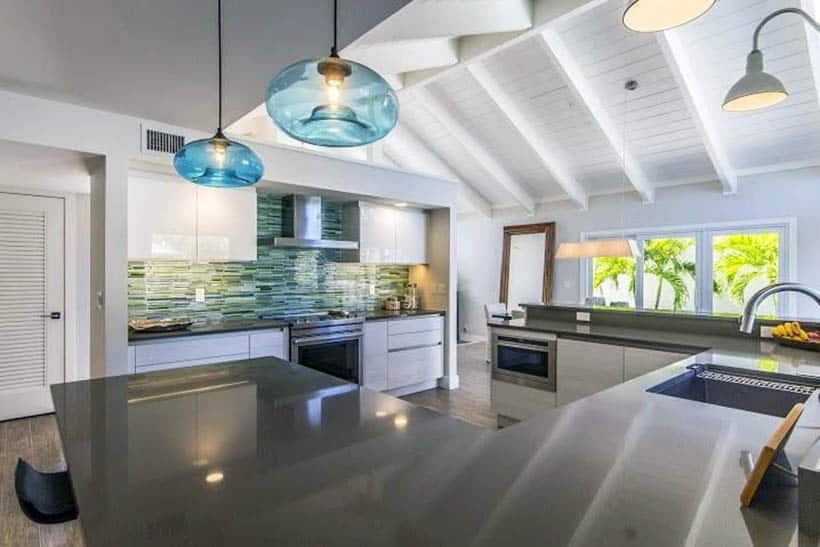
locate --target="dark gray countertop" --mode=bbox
[53,349,820,546]
[489,316,820,368]
[128,319,289,343]
[364,309,445,321]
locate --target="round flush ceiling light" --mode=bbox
[623,0,716,32]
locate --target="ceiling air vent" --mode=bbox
[144,128,185,155]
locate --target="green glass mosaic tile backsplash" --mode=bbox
[128,195,409,323]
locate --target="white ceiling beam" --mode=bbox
[353,0,532,45]
[401,0,607,91]
[539,28,655,203]
[467,61,588,210]
[413,86,537,214]
[657,30,738,195]
[382,73,404,91]
[344,38,459,75]
[802,0,820,110]
[383,124,493,217]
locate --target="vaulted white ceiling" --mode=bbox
[0,0,409,130]
[374,0,820,213]
[230,0,820,215]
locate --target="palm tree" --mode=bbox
[593,238,695,311]
[713,234,778,306]
[643,239,695,310]
[592,256,635,295]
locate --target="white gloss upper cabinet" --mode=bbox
[128,176,197,260]
[394,208,427,265]
[358,203,395,264]
[128,175,257,262]
[346,202,427,265]
[196,186,257,261]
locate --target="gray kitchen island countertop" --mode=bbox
[52,351,820,546]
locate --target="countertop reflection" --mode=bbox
[52,355,820,546]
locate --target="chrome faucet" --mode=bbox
[739,282,820,334]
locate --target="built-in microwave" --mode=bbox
[491,328,557,391]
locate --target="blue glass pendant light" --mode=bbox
[174,0,263,187]
[265,0,399,148]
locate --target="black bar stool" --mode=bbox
[14,458,78,524]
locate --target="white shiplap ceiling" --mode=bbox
[231,0,820,214]
[370,0,820,213]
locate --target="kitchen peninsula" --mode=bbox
[53,341,820,546]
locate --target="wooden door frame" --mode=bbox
[499,222,556,306]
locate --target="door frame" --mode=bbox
[0,187,84,384]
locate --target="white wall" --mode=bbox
[457,168,820,340]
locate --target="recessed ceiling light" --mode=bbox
[206,471,224,484]
[394,202,408,208]
[375,410,388,417]
[393,415,408,429]
[623,0,715,32]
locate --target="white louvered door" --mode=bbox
[0,193,64,420]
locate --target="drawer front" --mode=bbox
[387,345,443,390]
[387,316,442,335]
[364,321,388,358]
[363,359,388,392]
[388,330,442,351]
[250,330,286,359]
[363,322,388,391]
[136,353,250,373]
[135,333,249,367]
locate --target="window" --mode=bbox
[642,236,696,312]
[584,221,791,316]
[712,231,780,317]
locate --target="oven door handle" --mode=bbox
[497,341,551,353]
[292,333,362,345]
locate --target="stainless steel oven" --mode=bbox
[491,328,557,391]
[289,316,364,384]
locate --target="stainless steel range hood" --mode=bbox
[273,195,359,250]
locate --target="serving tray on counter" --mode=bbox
[128,318,193,333]
[774,335,820,352]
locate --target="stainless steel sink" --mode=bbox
[647,364,819,417]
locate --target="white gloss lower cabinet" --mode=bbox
[129,328,287,374]
[556,339,624,407]
[624,347,690,381]
[363,321,388,391]
[387,346,443,390]
[363,316,444,394]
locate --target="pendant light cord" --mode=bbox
[331,0,339,57]
[217,0,223,133]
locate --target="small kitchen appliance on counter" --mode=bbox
[383,296,401,311]
[402,283,418,310]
